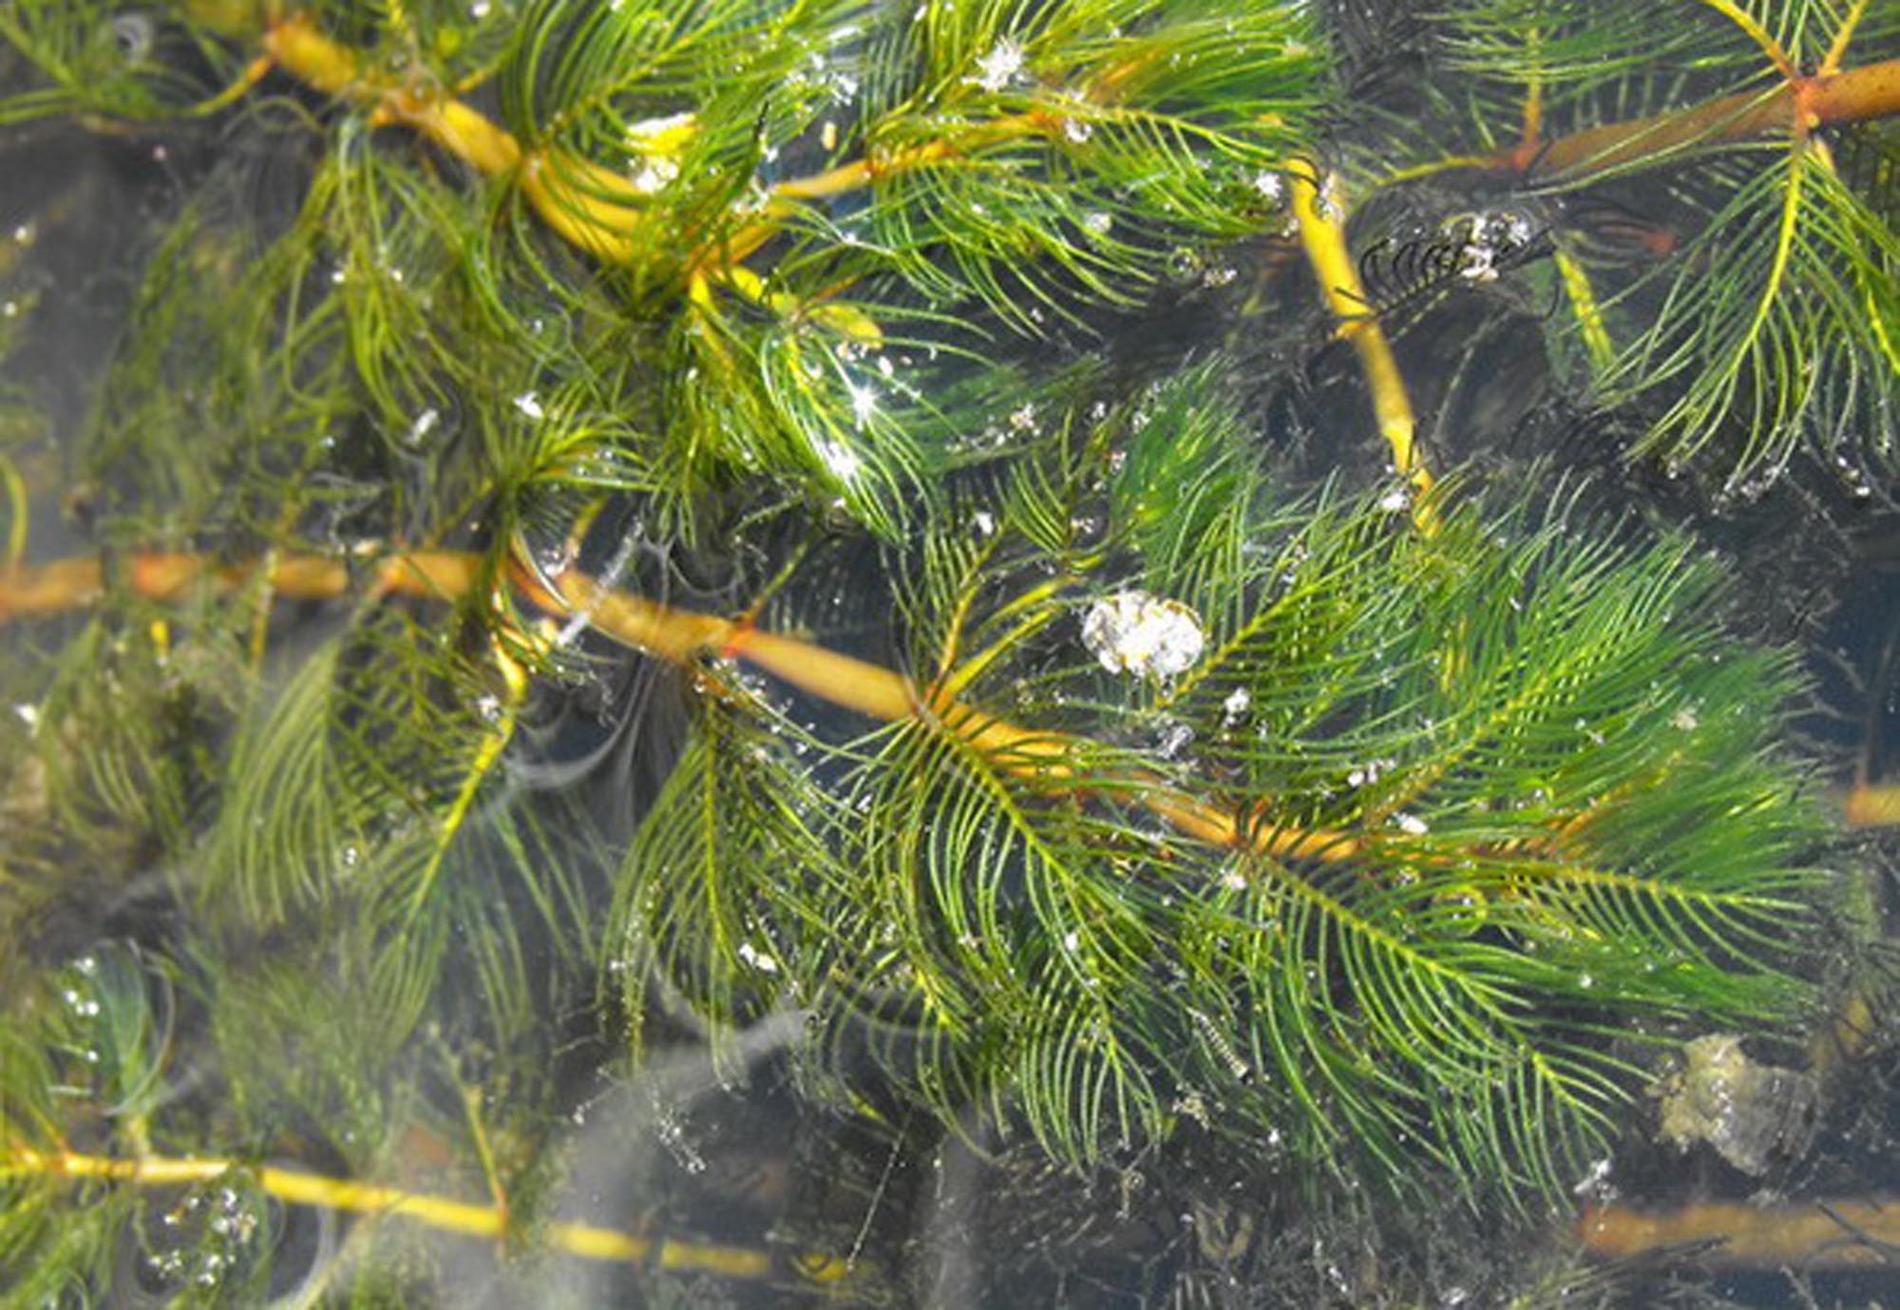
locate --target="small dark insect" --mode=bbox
[1353,208,1549,321]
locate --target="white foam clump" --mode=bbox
[1082,590,1206,680]
[973,38,1024,92]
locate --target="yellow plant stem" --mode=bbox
[1734,127,1810,369]
[0,549,481,620]
[0,555,110,617]
[1821,0,1870,77]
[261,14,646,265]
[1288,170,1438,535]
[1552,247,1616,373]
[700,137,962,279]
[4,1147,793,1279]
[257,14,1049,284]
[1693,0,1796,79]
[404,640,527,923]
[1,453,27,569]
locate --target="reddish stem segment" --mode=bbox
[5,547,1364,866]
[1502,60,1900,179]
[1581,1198,1900,1269]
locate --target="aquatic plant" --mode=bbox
[0,0,1893,1300]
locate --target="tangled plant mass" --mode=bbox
[0,0,1895,1301]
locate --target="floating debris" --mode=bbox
[1656,1034,1817,1175]
[1082,590,1206,680]
[973,38,1025,92]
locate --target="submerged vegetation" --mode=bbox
[0,0,1896,1302]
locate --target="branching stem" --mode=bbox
[1502,59,1900,181]
[250,14,1900,292]
[1692,0,1795,80]
[531,561,1362,863]
[1,547,1361,866]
